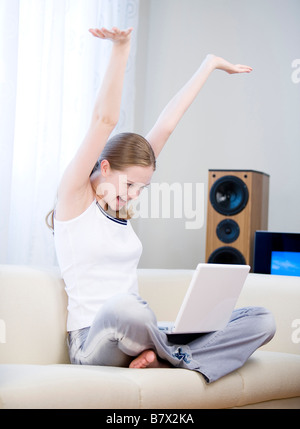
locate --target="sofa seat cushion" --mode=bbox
[1,351,300,409]
[0,363,139,409]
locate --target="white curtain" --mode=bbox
[0,0,140,266]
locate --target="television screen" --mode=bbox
[271,251,300,277]
[254,231,300,276]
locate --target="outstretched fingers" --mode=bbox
[211,56,253,74]
[234,64,253,74]
[88,26,133,43]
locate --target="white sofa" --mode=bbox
[0,264,300,409]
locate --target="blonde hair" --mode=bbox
[91,132,156,175]
[46,133,156,230]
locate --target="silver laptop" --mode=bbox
[158,263,250,334]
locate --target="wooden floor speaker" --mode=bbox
[205,170,269,269]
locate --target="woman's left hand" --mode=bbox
[206,54,253,74]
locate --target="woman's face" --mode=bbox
[96,161,154,211]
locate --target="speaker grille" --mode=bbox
[206,170,270,268]
[210,176,249,216]
[207,247,246,265]
[216,219,240,243]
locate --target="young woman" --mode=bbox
[53,27,275,383]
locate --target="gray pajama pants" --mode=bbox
[68,293,276,383]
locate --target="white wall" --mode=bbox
[133,0,300,269]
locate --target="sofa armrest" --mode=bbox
[0,265,69,365]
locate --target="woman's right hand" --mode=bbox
[89,27,133,45]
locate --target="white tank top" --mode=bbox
[54,199,143,331]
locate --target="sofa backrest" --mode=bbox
[138,269,300,356]
[1,265,299,365]
[235,272,300,355]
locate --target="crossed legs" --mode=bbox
[68,293,276,382]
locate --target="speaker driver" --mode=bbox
[216,219,240,243]
[210,176,249,216]
[208,247,246,264]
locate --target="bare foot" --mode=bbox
[129,350,171,369]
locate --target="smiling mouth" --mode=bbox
[117,196,127,207]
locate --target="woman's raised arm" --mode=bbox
[56,27,133,220]
[146,54,252,158]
